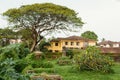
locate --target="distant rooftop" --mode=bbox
[98,41,120,45]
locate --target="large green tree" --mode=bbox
[81,31,98,40]
[3,3,84,51]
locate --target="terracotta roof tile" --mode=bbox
[98,41,120,45]
[100,48,120,54]
[51,36,96,42]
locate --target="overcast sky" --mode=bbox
[0,0,120,41]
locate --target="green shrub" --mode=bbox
[74,46,114,73]
[0,43,30,61]
[0,49,19,61]
[69,65,80,73]
[66,49,74,59]
[57,56,70,61]
[31,61,54,68]
[39,39,50,52]
[14,59,30,73]
[25,53,35,60]
[44,52,62,59]
[57,57,72,66]
[72,49,83,55]
[25,53,45,61]
[42,61,54,68]
[0,58,29,80]
[22,65,33,74]
[23,53,53,69]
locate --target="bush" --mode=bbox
[66,49,74,59]
[39,39,50,52]
[31,61,54,68]
[0,58,29,80]
[74,46,114,73]
[0,48,19,61]
[14,59,30,73]
[22,65,33,74]
[0,43,30,61]
[57,57,72,66]
[42,61,54,68]
[25,53,35,60]
[25,53,45,61]
[25,53,53,68]
[44,52,62,59]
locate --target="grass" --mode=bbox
[54,64,120,80]
[34,60,120,80]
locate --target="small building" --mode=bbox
[47,36,97,52]
[9,39,22,44]
[98,41,120,48]
[100,47,120,61]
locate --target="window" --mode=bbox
[65,42,68,45]
[55,50,59,52]
[71,42,74,46]
[55,43,58,46]
[76,42,79,46]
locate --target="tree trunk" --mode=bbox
[30,26,44,52]
[30,39,37,52]
[30,27,38,52]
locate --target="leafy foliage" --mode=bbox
[74,46,114,73]
[31,61,54,68]
[57,57,72,66]
[14,59,30,73]
[66,49,74,59]
[25,53,45,60]
[17,28,33,48]
[44,52,62,59]
[22,65,33,74]
[0,43,30,73]
[0,58,29,80]
[0,43,30,61]
[0,28,17,39]
[81,31,98,40]
[0,28,17,46]
[39,39,50,52]
[22,53,53,69]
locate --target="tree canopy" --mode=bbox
[0,28,16,39]
[3,3,84,51]
[81,31,98,40]
[0,28,17,46]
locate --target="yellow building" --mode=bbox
[47,36,97,52]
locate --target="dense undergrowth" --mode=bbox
[0,44,119,80]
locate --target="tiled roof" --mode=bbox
[98,41,120,45]
[51,36,96,42]
[100,47,120,54]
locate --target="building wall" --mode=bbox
[9,39,22,44]
[47,41,63,52]
[99,44,120,48]
[88,41,96,46]
[47,40,96,52]
[61,40,83,49]
[113,44,119,47]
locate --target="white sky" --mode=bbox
[0,0,120,41]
